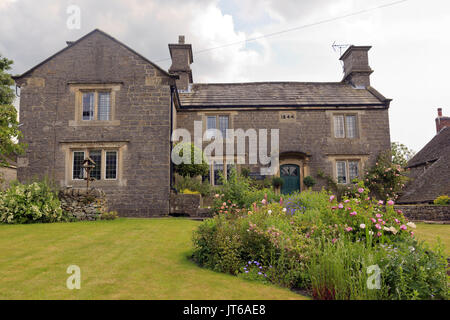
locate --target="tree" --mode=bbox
[391,142,415,167]
[0,54,25,167]
[172,142,209,178]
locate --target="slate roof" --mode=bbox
[397,126,450,203]
[179,82,389,108]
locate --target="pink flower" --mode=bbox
[410,231,414,237]
[371,218,376,223]
[358,188,364,193]
[366,197,371,201]
[375,224,381,230]
[344,199,350,203]
[376,213,382,218]
[387,200,394,205]
[331,206,337,210]
[394,218,399,224]
[396,210,403,214]
[378,200,384,205]
[338,203,344,209]
[350,211,357,216]
[261,199,267,205]
[329,195,335,202]
[214,194,220,198]
[400,224,407,230]
[345,227,353,232]
[332,238,337,244]
[377,232,382,237]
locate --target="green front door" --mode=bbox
[280,164,300,195]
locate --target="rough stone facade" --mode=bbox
[14,30,176,217]
[169,192,212,217]
[176,108,390,191]
[395,205,450,222]
[0,166,17,190]
[59,188,108,220]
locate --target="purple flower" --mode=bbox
[338,203,344,209]
[358,188,364,193]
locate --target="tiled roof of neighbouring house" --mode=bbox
[397,126,450,204]
[179,82,389,108]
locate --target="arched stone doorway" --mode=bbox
[278,151,310,194]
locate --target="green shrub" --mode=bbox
[100,211,119,220]
[172,142,209,178]
[271,177,284,189]
[175,175,212,197]
[303,176,316,188]
[0,181,65,224]
[433,195,449,206]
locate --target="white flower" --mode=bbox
[268,210,272,215]
[407,222,416,229]
[282,208,287,212]
[383,226,391,232]
[369,231,374,236]
[360,223,366,229]
[389,226,398,234]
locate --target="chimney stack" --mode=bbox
[169,35,193,92]
[339,45,373,88]
[435,108,450,133]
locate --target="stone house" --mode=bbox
[397,108,450,204]
[13,29,391,216]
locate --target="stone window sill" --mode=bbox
[69,120,121,127]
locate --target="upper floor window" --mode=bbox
[82,91,111,121]
[206,115,229,139]
[336,160,359,184]
[334,114,357,138]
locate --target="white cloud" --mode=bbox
[1,0,450,151]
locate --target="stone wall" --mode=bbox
[59,188,108,221]
[395,205,450,222]
[169,192,212,218]
[0,166,17,190]
[176,108,391,191]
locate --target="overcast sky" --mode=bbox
[1,0,449,152]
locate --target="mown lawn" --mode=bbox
[0,218,305,300]
[414,222,450,256]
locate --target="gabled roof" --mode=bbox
[398,126,450,203]
[407,126,450,168]
[179,82,390,108]
[13,29,175,80]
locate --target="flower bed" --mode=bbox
[192,186,448,300]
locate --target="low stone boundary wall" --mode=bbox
[59,188,108,221]
[170,193,212,218]
[395,205,450,222]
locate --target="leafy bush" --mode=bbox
[303,176,316,188]
[174,175,212,197]
[172,142,209,178]
[433,195,449,206]
[364,152,409,201]
[271,177,284,189]
[100,211,119,220]
[0,181,65,224]
[180,189,200,195]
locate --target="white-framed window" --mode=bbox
[205,115,230,139]
[336,160,359,184]
[334,114,357,138]
[71,149,118,181]
[81,90,111,121]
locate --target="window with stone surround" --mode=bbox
[71,149,118,181]
[336,160,360,184]
[333,114,358,138]
[69,84,120,126]
[205,114,230,139]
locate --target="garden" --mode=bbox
[191,169,449,300]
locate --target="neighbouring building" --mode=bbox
[13,29,392,216]
[398,108,450,204]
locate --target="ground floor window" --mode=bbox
[209,160,238,186]
[72,149,118,181]
[336,160,359,184]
